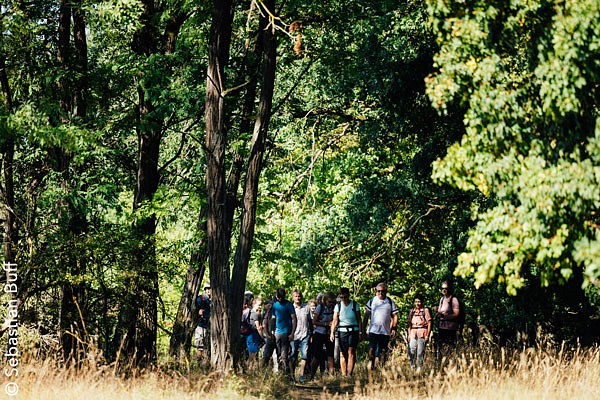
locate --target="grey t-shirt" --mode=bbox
[293,303,311,340]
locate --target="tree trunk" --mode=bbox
[203,0,278,371]
[231,0,278,363]
[56,0,89,363]
[73,1,88,119]
[111,0,190,366]
[204,0,235,371]
[168,209,207,359]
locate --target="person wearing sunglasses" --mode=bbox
[436,281,461,360]
[362,283,399,369]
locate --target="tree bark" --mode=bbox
[111,0,191,366]
[168,209,207,359]
[203,0,278,371]
[204,0,235,371]
[231,0,277,363]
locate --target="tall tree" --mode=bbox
[111,0,193,365]
[55,0,91,362]
[203,0,278,370]
[426,0,600,294]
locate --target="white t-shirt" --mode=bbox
[366,296,398,336]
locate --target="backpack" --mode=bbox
[408,307,429,328]
[240,309,253,336]
[439,295,466,333]
[452,296,466,333]
[335,300,359,320]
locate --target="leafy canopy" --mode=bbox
[426,0,600,294]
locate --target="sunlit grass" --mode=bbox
[4,344,599,399]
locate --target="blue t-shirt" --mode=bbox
[272,299,296,335]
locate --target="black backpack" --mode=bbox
[240,309,253,336]
[451,296,466,333]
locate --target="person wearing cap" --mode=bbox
[194,284,212,361]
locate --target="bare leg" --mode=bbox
[347,348,356,375]
[340,352,348,376]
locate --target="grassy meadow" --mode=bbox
[3,343,599,399]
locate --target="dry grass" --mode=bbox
[3,345,599,399]
[351,344,600,400]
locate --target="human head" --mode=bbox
[244,291,254,308]
[324,292,336,307]
[316,293,324,304]
[339,287,350,300]
[292,289,302,304]
[204,284,211,297]
[414,294,424,308]
[307,299,316,311]
[276,287,286,302]
[252,297,262,310]
[264,299,273,310]
[375,282,388,299]
[441,281,453,296]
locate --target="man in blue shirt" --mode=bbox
[271,287,297,380]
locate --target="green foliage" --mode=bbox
[427,0,600,294]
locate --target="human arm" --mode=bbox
[254,314,263,337]
[390,312,399,338]
[450,297,460,321]
[425,308,433,342]
[362,309,371,336]
[330,309,339,342]
[289,313,297,341]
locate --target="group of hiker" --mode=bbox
[194,280,463,381]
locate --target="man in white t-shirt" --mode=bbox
[362,282,399,369]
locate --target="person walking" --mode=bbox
[330,287,362,376]
[194,284,211,361]
[246,297,264,368]
[310,292,336,377]
[362,283,399,369]
[261,299,278,371]
[436,281,461,360]
[407,294,432,369]
[272,288,297,381]
[290,289,311,383]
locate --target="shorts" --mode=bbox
[246,331,262,354]
[194,326,208,350]
[368,333,390,357]
[339,331,359,354]
[291,335,310,360]
[311,332,334,359]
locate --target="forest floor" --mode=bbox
[5,344,599,399]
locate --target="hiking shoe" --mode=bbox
[289,376,296,383]
[299,375,306,383]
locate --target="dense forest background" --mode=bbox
[1,0,598,371]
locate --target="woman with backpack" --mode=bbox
[407,294,432,369]
[330,287,362,376]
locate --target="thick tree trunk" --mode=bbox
[112,0,190,366]
[205,0,235,371]
[203,0,278,371]
[231,0,278,361]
